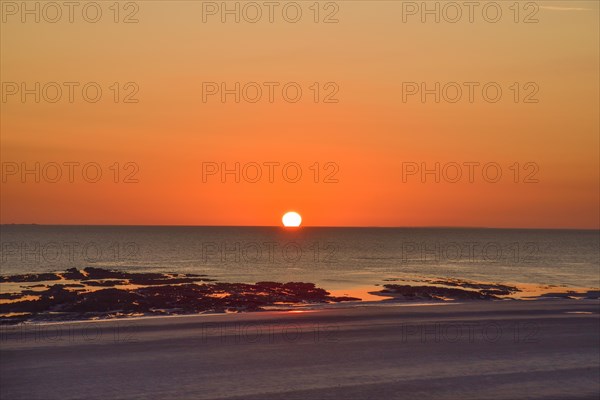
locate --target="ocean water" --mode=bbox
[1,225,598,291]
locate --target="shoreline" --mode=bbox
[2,267,598,325]
[2,295,598,326]
[3,300,467,327]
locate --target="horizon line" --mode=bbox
[1,223,598,231]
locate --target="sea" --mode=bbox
[1,225,598,293]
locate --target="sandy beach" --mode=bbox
[1,299,598,400]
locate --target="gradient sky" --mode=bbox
[1,1,599,228]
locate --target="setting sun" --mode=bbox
[282,211,302,227]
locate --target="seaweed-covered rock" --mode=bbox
[67,289,142,313]
[0,268,360,323]
[62,268,87,280]
[1,272,61,283]
[374,284,502,301]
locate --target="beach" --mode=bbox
[2,299,598,400]
[3,0,599,398]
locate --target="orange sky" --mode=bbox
[1,1,599,228]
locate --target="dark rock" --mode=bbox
[82,267,133,280]
[0,268,361,322]
[67,289,142,313]
[62,268,86,280]
[429,279,519,294]
[84,280,128,287]
[374,284,502,301]
[128,277,211,285]
[0,293,23,300]
[0,273,61,283]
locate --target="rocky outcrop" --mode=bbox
[0,268,359,323]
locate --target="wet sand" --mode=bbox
[1,299,599,400]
